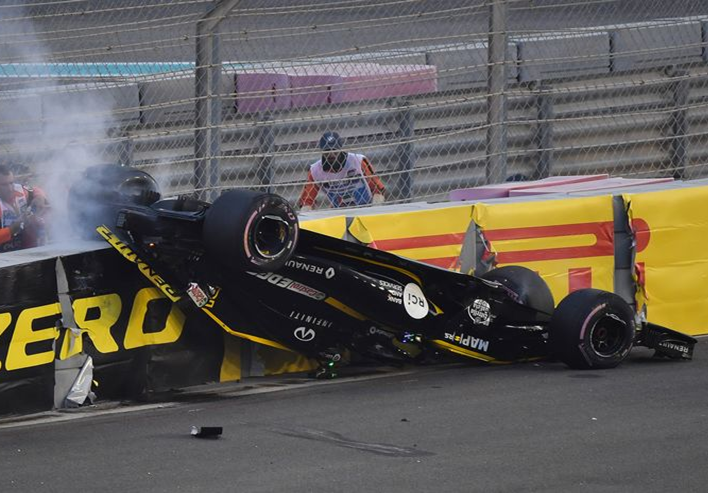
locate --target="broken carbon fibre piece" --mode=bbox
[190,426,223,438]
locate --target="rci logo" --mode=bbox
[293,326,316,342]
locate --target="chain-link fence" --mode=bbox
[2,0,708,215]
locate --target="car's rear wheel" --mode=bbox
[480,265,554,320]
[549,288,635,369]
[202,189,298,272]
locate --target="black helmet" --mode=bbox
[319,131,343,151]
[70,164,162,239]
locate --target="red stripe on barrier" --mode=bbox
[569,267,592,292]
[484,221,615,263]
[635,261,646,289]
[630,218,651,253]
[371,233,465,251]
[418,257,459,269]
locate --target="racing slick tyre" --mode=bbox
[203,189,299,272]
[480,266,554,320]
[549,288,635,370]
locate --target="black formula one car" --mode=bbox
[75,165,696,377]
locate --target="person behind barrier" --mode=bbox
[0,164,49,252]
[298,131,385,211]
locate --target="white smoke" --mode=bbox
[0,4,118,245]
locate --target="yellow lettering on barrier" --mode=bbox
[124,287,185,349]
[0,313,12,370]
[5,303,61,371]
[62,294,123,357]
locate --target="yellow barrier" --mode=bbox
[300,215,348,238]
[348,205,474,270]
[472,196,615,304]
[624,187,708,335]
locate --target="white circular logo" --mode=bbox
[325,267,335,279]
[467,299,492,326]
[403,283,429,319]
[294,327,316,342]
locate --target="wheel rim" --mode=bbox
[588,314,627,357]
[252,214,290,259]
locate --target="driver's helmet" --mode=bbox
[70,164,162,238]
[81,164,160,205]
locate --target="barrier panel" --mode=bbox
[0,248,224,416]
[0,258,59,414]
[470,196,616,303]
[347,204,474,270]
[624,186,708,335]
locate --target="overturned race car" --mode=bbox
[75,165,697,377]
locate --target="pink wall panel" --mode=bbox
[234,73,291,114]
[449,175,609,201]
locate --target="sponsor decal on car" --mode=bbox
[289,311,333,328]
[186,283,209,308]
[378,280,404,305]
[285,260,332,277]
[387,294,402,305]
[247,271,326,300]
[467,299,492,326]
[293,326,316,342]
[97,226,180,302]
[285,261,335,279]
[368,326,394,338]
[658,340,690,354]
[444,332,490,352]
[403,283,429,319]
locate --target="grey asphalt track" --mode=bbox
[1,341,706,493]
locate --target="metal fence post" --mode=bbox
[195,0,241,200]
[118,135,134,167]
[534,84,554,179]
[257,115,275,193]
[486,0,509,184]
[396,100,415,201]
[669,69,689,179]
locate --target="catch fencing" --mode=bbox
[1,0,708,208]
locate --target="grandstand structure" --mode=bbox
[1,0,708,207]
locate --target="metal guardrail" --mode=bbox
[2,12,708,206]
[109,66,708,205]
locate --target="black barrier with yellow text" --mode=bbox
[0,248,224,415]
[0,258,59,414]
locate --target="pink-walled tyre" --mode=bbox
[202,189,299,272]
[550,289,635,369]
